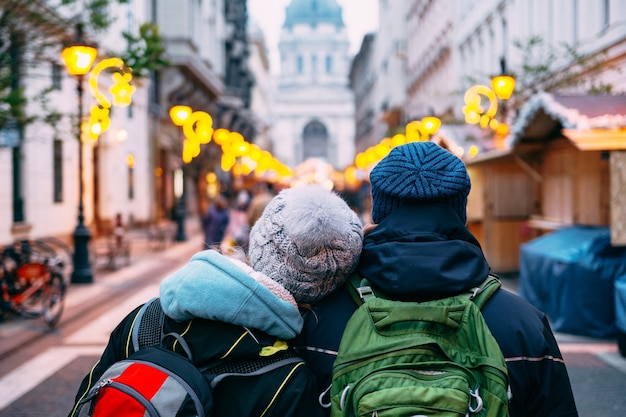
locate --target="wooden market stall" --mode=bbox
[460,92,626,273]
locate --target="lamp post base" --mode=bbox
[175,203,187,242]
[71,221,93,283]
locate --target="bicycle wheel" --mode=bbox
[19,284,47,319]
[43,272,65,327]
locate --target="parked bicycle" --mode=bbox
[0,239,67,327]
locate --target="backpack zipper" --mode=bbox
[333,346,446,379]
[94,379,160,417]
[347,369,475,416]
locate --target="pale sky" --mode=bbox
[248,0,379,74]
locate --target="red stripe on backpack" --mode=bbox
[92,363,168,417]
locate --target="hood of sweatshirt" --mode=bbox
[356,202,491,301]
[159,250,304,339]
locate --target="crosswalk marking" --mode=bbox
[0,346,104,411]
[0,284,160,412]
[65,284,159,345]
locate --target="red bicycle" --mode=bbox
[0,239,67,327]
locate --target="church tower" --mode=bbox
[271,0,355,171]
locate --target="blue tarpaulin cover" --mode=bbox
[616,276,626,334]
[519,226,626,338]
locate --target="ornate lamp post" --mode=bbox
[169,105,192,242]
[61,23,97,284]
[462,57,517,142]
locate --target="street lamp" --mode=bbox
[169,105,192,126]
[61,23,97,284]
[490,57,516,101]
[491,75,516,101]
[169,105,192,242]
[421,116,442,135]
[490,57,516,136]
[462,57,516,140]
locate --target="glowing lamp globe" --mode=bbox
[422,116,442,135]
[491,75,516,100]
[62,45,97,76]
[169,105,192,126]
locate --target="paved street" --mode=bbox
[0,223,204,417]
[0,227,625,416]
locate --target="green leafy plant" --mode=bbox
[0,0,166,137]
[454,35,615,126]
[121,23,169,78]
[511,35,610,103]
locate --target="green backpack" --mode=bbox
[330,274,510,417]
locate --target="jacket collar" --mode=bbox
[356,202,491,301]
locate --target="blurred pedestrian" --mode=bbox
[222,190,251,252]
[247,181,274,227]
[113,213,125,247]
[201,193,229,249]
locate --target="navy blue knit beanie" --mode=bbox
[370,142,471,224]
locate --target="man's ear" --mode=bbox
[363,223,378,236]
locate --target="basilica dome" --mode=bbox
[283,0,344,28]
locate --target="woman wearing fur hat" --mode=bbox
[68,184,363,417]
[294,142,578,417]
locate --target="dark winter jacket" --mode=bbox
[294,202,578,417]
[202,204,230,247]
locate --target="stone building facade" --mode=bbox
[271,0,355,171]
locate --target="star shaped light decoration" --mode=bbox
[109,72,136,107]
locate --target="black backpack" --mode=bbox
[75,333,213,417]
[78,298,321,417]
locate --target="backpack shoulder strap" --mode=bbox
[129,297,165,354]
[346,273,367,306]
[348,272,502,309]
[468,274,501,309]
[346,272,384,305]
[162,331,195,360]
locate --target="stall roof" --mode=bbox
[508,92,626,151]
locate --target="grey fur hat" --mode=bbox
[248,184,363,304]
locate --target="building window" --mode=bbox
[127,153,135,200]
[51,63,61,90]
[128,166,135,200]
[502,19,508,63]
[53,139,63,203]
[311,55,317,74]
[573,0,579,43]
[297,55,303,74]
[302,120,329,161]
[602,0,610,29]
[152,0,159,21]
[149,70,160,111]
[326,55,332,73]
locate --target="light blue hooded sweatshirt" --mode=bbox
[159,250,304,340]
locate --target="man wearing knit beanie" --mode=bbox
[296,142,577,417]
[369,141,471,224]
